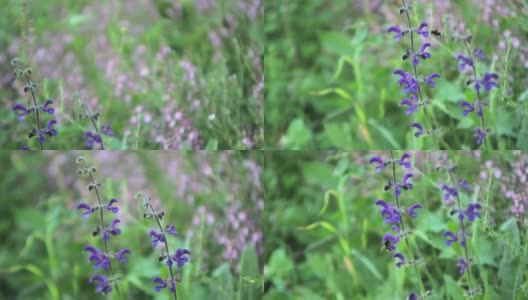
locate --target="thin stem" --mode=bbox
[401,0,440,150]
[463,41,490,150]
[146,200,178,300]
[80,99,105,150]
[15,61,43,150]
[81,160,120,295]
[446,169,475,293]
[390,150,426,296]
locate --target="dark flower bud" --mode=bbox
[93,225,101,237]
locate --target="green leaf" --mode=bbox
[212,263,235,300]
[319,32,353,55]
[205,139,218,150]
[516,116,528,149]
[350,249,382,280]
[367,119,402,149]
[238,245,262,300]
[495,107,519,137]
[498,248,516,299]
[434,81,466,104]
[265,248,294,278]
[280,118,312,149]
[15,208,46,232]
[443,274,465,299]
[300,162,338,187]
[499,217,520,249]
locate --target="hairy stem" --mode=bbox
[446,169,475,293]
[390,150,426,296]
[401,0,440,150]
[463,41,490,150]
[80,99,105,150]
[15,61,43,149]
[81,160,119,295]
[146,200,178,300]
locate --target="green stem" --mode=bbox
[390,150,426,296]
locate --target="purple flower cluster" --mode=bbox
[387,2,440,142]
[455,37,498,146]
[78,97,115,149]
[369,152,421,252]
[85,125,114,149]
[370,151,429,299]
[136,193,190,298]
[75,157,129,295]
[10,58,58,149]
[436,157,483,296]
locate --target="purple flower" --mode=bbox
[85,131,102,148]
[42,100,55,115]
[44,119,58,136]
[382,234,400,250]
[387,26,404,42]
[165,224,179,236]
[84,246,110,269]
[480,72,498,92]
[474,128,486,145]
[166,256,174,267]
[115,248,131,263]
[153,276,168,293]
[173,248,191,268]
[460,101,474,116]
[456,54,473,71]
[415,22,429,38]
[393,173,413,197]
[375,200,400,224]
[413,42,431,66]
[441,184,458,202]
[459,179,471,190]
[411,122,424,137]
[443,231,458,246]
[399,153,411,169]
[406,203,423,218]
[89,275,112,294]
[408,293,418,300]
[77,202,96,218]
[401,173,414,190]
[393,69,419,93]
[400,95,418,116]
[457,258,469,274]
[424,73,440,88]
[393,252,406,267]
[101,125,114,136]
[473,48,486,59]
[12,104,30,120]
[465,203,482,222]
[102,219,121,242]
[369,156,385,173]
[106,198,119,214]
[149,230,167,247]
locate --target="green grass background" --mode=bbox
[264,150,528,299]
[265,1,528,149]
